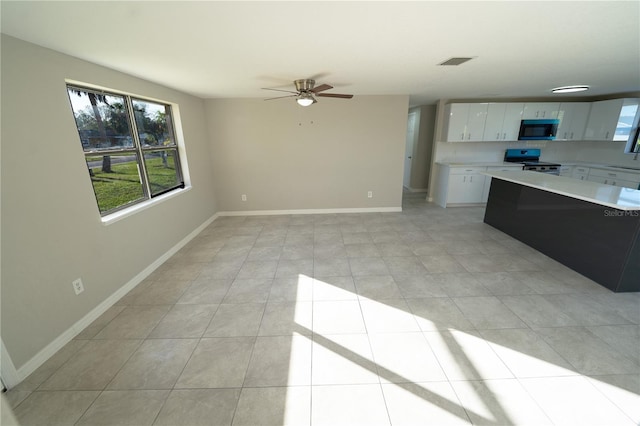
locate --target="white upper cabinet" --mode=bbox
[522,102,560,119]
[502,103,527,140]
[444,103,488,142]
[482,103,506,141]
[585,98,639,142]
[482,103,524,141]
[445,103,469,141]
[444,98,637,143]
[556,102,591,141]
[584,99,624,141]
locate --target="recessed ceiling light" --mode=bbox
[551,85,590,94]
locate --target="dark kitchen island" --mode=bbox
[483,171,640,292]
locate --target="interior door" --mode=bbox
[403,112,417,188]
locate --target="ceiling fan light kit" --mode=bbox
[263,79,353,106]
[296,93,315,107]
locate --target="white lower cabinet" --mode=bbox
[572,166,590,181]
[447,172,486,204]
[615,179,640,190]
[436,163,639,208]
[587,168,640,189]
[436,165,486,207]
[559,165,574,177]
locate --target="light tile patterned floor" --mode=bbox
[6,193,640,425]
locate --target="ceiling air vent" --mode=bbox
[438,57,474,66]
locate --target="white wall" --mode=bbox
[1,36,218,371]
[205,96,409,212]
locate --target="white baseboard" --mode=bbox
[1,340,19,390]
[218,207,402,216]
[2,213,219,390]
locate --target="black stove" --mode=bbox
[504,149,561,175]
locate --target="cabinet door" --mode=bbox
[501,103,525,140]
[614,179,640,189]
[447,174,485,204]
[583,175,611,185]
[572,167,589,180]
[584,99,623,141]
[483,103,524,141]
[523,102,560,119]
[466,104,488,141]
[483,103,507,141]
[466,174,486,202]
[447,175,468,203]
[567,103,591,140]
[559,166,574,176]
[445,104,470,141]
[557,103,591,140]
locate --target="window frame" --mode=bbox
[626,126,640,154]
[67,84,186,218]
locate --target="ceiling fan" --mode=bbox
[263,79,353,106]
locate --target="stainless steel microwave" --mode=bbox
[518,119,560,140]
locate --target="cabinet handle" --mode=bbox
[570,132,574,139]
[605,131,610,139]
[497,132,500,139]
[608,173,617,177]
[535,111,539,118]
[470,176,473,183]
[463,176,467,183]
[461,132,465,139]
[613,181,617,186]
[564,132,567,139]
[468,133,471,140]
[605,179,608,184]
[503,133,506,139]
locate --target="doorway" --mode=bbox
[403,112,417,188]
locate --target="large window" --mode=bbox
[67,86,184,215]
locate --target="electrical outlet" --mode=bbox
[72,278,84,295]
[367,191,373,198]
[241,194,247,201]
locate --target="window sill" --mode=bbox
[101,186,191,226]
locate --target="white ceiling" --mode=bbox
[2,1,639,106]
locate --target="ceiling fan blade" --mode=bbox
[316,93,354,99]
[262,87,298,94]
[264,94,297,101]
[310,84,333,93]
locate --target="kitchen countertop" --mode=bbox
[483,170,640,210]
[437,161,640,173]
[436,161,523,167]
[559,162,640,173]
